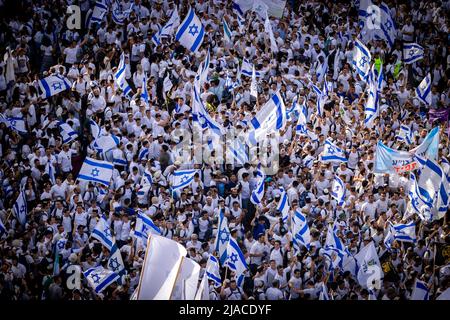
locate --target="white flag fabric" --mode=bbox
[77,157,114,187]
[194,272,210,300]
[136,234,187,300]
[250,64,258,98]
[403,43,424,64]
[408,172,433,222]
[416,73,431,106]
[135,210,161,242]
[364,63,383,128]
[436,287,450,300]
[84,266,119,294]
[264,15,278,53]
[355,241,383,289]
[277,187,289,222]
[38,74,71,99]
[192,85,225,136]
[195,49,210,86]
[171,169,198,192]
[352,38,372,80]
[252,0,269,19]
[171,257,201,300]
[175,7,205,53]
[163,74,173,93]
[107,243,125,275]
[396,124,414,144]
[87,0,109,27]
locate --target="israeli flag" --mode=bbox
[0,113,27,133]
[291,209,311,252]
[107,243,126,276]
[319,282,330,300]
[404,43,424,64]
[416,73,431,106]
[383,224,395,251]
[45,161,56,185]
[248,92,286,143]
[295,106,308,135]
[250,165,266,205]
[138,148,149,161]
[391,221,416,243]
[175,7,205,53]
[140,169,153,187]
[330,175,346,206]
[286,96,300,120]
[152,7,180,45]
[223,18,232,43]
[410,126,439,160]
[91,214,114,250]
[84,266,120,294]
[416,155,443,205]
[89,0,109,27]
[58,121,78,144]
[135,211,161,241]
[171,169,197,192]
[77,157,114,187]
[141,73,149,106]
[241,59,262,78]
[378,3,396,48]
[352,38,372,80]
[225,236,248,287]
[252,0,268,19]
[408,172,433,222]
[39,74,71,99]
[195,49,210,86]
[206,255,222,287]
[364,63,383,128]
[411,279,430,300]
[111,0,133,25]
[214,209,230,264]
[277,187,289,222]
[325,221,347,254]
[312,84,326,118]
[93,134,120,154]
[13,188,27,226]
[236,10,245,33]
[192,85,225,136]
[321,139,348,163]
[227,138,249,166]
[114,53,132,97]
[396,124,414,145]
[316,56,329,83]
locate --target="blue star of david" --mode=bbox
[109,257,120,271]
[188,24,199,36]
[180,175,189,183]
[91,168,100,177]
[384,21,392,31]
[10,119,16,126]
[409,49,416,57]
[359,56,368,68]
[412,197,419,208]
[57,241,65,250]
[52,82,63,91]
[104,227,111,238]
[20,205,26,214]
[91,273,101,284]
[333,185,340,193]
[230,253,238,263]
[327,146,336,155]
[219,228,230,244]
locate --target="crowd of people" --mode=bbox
[0,0,449,301]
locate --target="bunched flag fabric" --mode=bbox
[331,175,346,206]
[214,209,230,264]
[114,53,133,97]
[416,73,431,106]
[175,7,205,53]
[84,266,120,294]
[13,188,27,226]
